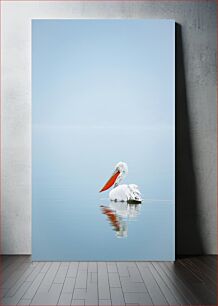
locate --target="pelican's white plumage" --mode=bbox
[109,184,141,202]
[100,162,142,203]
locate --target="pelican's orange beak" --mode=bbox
[99,170,120,192]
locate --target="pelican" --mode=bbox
[99,162,142,203]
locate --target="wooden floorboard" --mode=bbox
[0,256,15,272]
[151,262,190,305]
[162,261,215,305]
[198,255,217,271]
[0,256,217,305]
[145,263,179,305]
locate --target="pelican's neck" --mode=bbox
[114,172,124,188]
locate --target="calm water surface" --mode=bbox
[32,127,175,260]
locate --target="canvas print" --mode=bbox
[32,20,175,260]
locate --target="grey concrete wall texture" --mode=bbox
[1,1,217,255]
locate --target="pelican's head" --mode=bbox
[115,162,128,176]
[99,161,128,192]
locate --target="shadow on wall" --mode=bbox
[176,23,205,256]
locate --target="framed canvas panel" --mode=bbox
[32,19,175,260]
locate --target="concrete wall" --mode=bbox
[1,1,216,255]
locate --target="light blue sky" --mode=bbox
[32,19,175,128]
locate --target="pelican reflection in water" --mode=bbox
[100,201,141,238]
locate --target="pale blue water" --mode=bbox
[32,126,175,260]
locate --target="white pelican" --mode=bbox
[99,162,142,203]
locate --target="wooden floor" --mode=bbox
[0,256,217,305]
